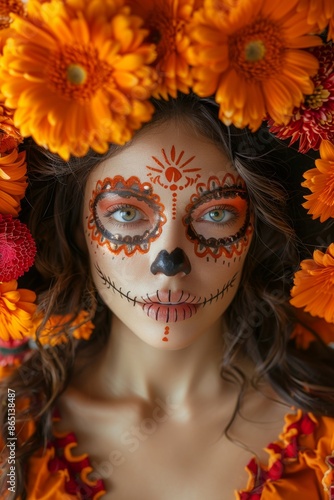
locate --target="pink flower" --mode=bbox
[0,214,36,282]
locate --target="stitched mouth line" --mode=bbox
[95,264,238,308]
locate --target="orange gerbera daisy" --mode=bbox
[290,316,334,349]
[186,0,322,130]
[329,14,334,41]
[298,0,334,36]
[290,243,334,323]
[0,93,22,145]
[0,0,157,160]
[129,0,199,100]
[302,140,334,222]
[0,148,27,216]
[31,310,95,346]
[0,280,36,342]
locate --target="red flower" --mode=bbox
[0,214,36,282]
[268,45,334,153]
[0,337,30,366]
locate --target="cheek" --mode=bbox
[88,246,150,290]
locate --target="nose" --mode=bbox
[150,248,191,276]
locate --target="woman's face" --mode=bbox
[83,121,253,349]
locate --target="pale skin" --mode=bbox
[56,121,290,499]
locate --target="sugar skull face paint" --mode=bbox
[83,121,254,350]
[88,176,166,256]
[183,175,253,258]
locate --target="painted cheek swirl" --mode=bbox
[87,176,166,256]
[146,145,202,220]
[183,174,253,259]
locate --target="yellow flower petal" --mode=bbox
[290,244,334,323]
[0,0,157,159]
[0,280,36,341]
[186,0,322,130]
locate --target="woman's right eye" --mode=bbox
[107,206,146,223]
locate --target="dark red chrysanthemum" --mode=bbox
[268,44,334,153]
[0,214,36,282]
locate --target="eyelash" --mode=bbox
[197,204,240,224]
[102,204,146,227]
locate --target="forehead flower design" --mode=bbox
[146,145,201,219]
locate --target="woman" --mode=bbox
[1,94,334,499]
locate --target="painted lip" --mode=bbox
[141,290,200,323]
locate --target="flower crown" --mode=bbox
[0,0,333,361]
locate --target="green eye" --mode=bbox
[113,207,142,222]
[203,209,228,223]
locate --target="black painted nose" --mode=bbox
[150,248,191,276]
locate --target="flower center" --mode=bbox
[229,18,284,81]
[306,85,331,109]
[66,64,87,85]
[47,44,112,103]
[245,40,266,62]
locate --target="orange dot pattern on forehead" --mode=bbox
[172,192,177,220]
[87,176,166,256]
[146,145,202,220]
[162,326,170,342]
[183,174,253,259]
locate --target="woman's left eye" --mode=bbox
[109,207,145,223]
[200,208,234,223]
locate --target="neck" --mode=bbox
[81,315,228,406]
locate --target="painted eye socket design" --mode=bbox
[183,178,252,259]
[188,197,247,241]
[87,176,166,256]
